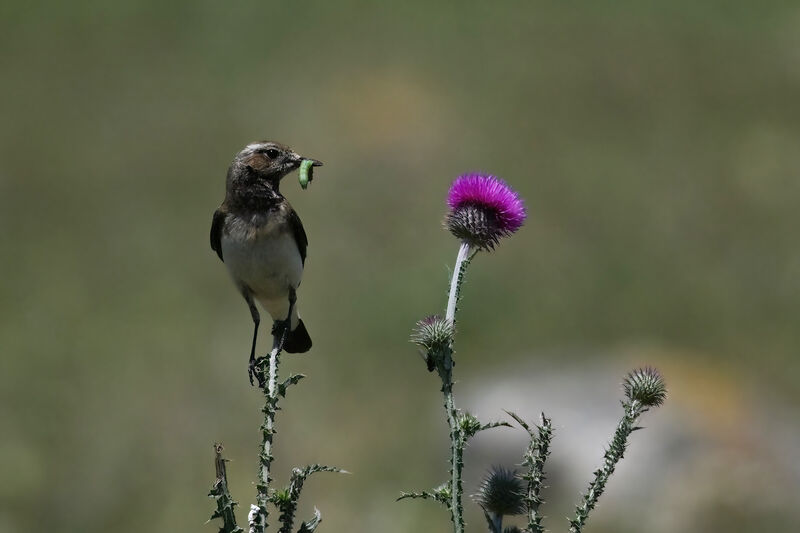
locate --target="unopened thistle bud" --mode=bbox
[623,367,667,407]
[411,315,454,351]
[411,315,454,371]
[445,173,527,250]
[473,466,526,517]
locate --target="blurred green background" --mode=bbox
[2,2,799,532]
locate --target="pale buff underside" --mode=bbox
[220,213,303,329]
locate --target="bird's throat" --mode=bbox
[230,179,283,213]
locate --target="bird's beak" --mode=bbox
[289,153,323,169]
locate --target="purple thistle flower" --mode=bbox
[445,173,526,250]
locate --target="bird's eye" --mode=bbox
[265,149,280,159]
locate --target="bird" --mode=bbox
[210,141,322,386]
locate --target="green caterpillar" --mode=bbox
[299,159,315,189]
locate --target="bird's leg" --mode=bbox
[244,291,265,388]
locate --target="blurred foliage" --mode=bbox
[1,1,799,532]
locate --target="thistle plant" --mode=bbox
[401,173,525,533]
[209,443,244,533]
[568,367,666,533]
[506,412,552,533]
[401,173,667,533]
[208,323,345,533]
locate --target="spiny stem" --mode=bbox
[446,241,472,323]
[440,240,473,533]
[569,400,645,533]
[525,415,553,533]
[276,465,345,533]
[209,443,244,533]
[442,379,464,533]
[251,325,290,533]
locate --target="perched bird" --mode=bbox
[210,141,322,385]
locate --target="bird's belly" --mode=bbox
[221,229,303,301]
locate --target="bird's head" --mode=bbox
[230,141,322,185]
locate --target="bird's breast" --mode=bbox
[221,215,303,300]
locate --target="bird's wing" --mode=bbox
[210,208,226,262]
[287,208,308,265]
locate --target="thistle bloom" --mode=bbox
[445,173,527,250]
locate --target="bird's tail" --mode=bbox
[284,319,312,353]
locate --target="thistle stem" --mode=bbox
[446,241,472,323]
[209,443,244,533]
[525,415,553,533]
[251,326,289,533]
[491,513,503,533]
[439,240,473,533]
[569,400,645,533]
[442,377,464,533]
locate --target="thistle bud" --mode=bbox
[410,315,454,371]
[411,315,454,352]
[623,367,667,407]
[473,466,526,517]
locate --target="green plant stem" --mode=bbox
[209,443,244,533]
[489,512,503,533]
[277,465,344,533]
[442,375,464,533]
[446,241,472,322]
[251,327,289,533]
[440,240,473,533]
[525,416,552,533]
[569,400,645,533]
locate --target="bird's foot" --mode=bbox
[249,320,292,387]
[248,356,267,388]
[271,319,292,345]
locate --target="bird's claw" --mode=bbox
[271,319,292,342]
[248,357,266,388]
[250,319,291,388]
